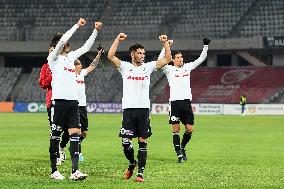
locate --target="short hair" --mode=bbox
[74,59,81,66]
[168,61,174,66]
[129,43,144,53]
[172,51,182,59]
[49,33,63,49]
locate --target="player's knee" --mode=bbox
[122,138,133,151]
[185,125,193,133]
[68,128,80,135]
[50,124,62,140]
[172,124,180,133]
[138,137,147,143]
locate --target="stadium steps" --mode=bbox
[236,52,267,66]
[150,73,167,103]
[267,87,284,103]
[228,0,266,38]
[9,73,30,101]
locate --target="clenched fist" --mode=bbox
[77,18,86,27]
[159,35,168,42]
[203,38,211,45]
[117,33,127,41]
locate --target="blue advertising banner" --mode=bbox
[14,102,28,112]
[86,103,122,113]
[14,102,47,112]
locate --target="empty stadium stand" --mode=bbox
[0,67,22,101]
[0,0,283,41]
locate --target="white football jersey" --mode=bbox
[76,69,88,106]
[160,45,208,101]
[118,61,156,109]
[48,24,98,100]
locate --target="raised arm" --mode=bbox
[107,33,127,68]
[158,40,173,60]
[48,18,86,62]
[188,38,211,70]
[86,48,104,74]
[156,35,172,69]
[71,22,102,59]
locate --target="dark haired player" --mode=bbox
[47,18,102,180]
[158,38,210,163]
[107,33,171,182]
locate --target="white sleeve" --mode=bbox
[47,24,79,63]
[68,29,98,60]
[186,45,208,70]
[117,61,128,75]
[81,69,88,77]
[158,48,165,60]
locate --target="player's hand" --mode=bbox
[117,33,127,41]
[95,22,102,31]
[168,40,174,46]
[203,38,211,45]
[159,35,168,43]
[77,18,86,27]
[97,44,105,55]
[97,46,105,55]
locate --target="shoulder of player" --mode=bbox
[120,61,133,68]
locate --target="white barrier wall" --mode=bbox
[223,104,284,115]
[151,103,284,115]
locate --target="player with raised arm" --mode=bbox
[58,48,105,162]
[47,18,102,180]
[107,33,171,182]
[158,38,210,163]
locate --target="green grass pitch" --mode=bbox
[0,113,283,189]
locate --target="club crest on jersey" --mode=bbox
[127,75,149,80]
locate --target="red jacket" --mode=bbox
[39,63,52,107]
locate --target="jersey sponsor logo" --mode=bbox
[175,73,190,77]
[126,75,149,80]
[76,80,85,84]
[63,67,75,73]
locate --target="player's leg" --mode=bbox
[180,99,194,161]
[78,106,88,161]
[180,124,193,160]
[169,101,183,162]
[59,128,68,163]
[49,101,65,180]
[135,108,152,182]
[67,101,87,180]
[122,138,136,179]
[172,124,183,163]
[241,104,245,115]
[119,109,137,179]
